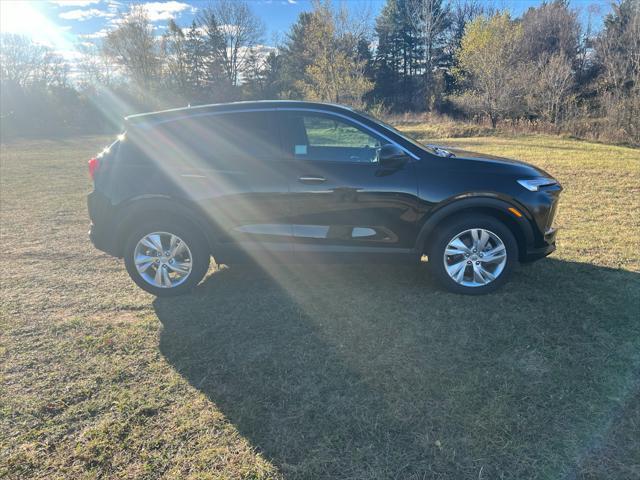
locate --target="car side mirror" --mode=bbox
[378,144,409,168]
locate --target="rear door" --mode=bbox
[278,110,421,260]
[158,110,293,260]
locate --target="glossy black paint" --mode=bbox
[88,101,561,264]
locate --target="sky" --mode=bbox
[0,0,613,62]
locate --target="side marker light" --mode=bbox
[508,207,523,218]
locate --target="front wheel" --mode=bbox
[427,214,518,295]
[123,220,210,296]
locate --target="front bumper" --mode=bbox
[519,181,561,262]
[522,227,557,262]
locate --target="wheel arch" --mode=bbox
[111,195,217,257]
[417,196,535,262]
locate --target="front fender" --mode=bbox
[415,195,536,259]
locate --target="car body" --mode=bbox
[88,101,561,295]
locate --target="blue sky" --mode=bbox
[0,0,612,58]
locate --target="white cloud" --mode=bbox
[106,1,122,13]
[55,49,85,60]
[141,1,191,22]
[59,8,115,21]
[50,0,102,6]
[78,28,110,39]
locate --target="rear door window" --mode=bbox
[203,111,282,167]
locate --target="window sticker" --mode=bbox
[295,144,308,155]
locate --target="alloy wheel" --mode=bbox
[133,232,193,288]
[443,228,507,287]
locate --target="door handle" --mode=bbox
[298,176,326,184]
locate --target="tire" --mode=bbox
[123,219,210,297]
[426,214,518,295]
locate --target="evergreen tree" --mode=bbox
[261,51,285,99]
[161,20,188,93]
[184,21,207,99]
[199,9,229,94]
[242,47,281,99]
[279,12,317,98]
[404,0,451,109]
[373,0,423,110]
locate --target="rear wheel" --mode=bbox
[427,214,517,294]
[124,220,210,296]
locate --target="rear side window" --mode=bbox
[121,112,282,170]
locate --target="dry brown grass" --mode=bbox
[388,113,640,147]
[1,133,639,479]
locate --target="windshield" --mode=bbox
[355,110,437,154]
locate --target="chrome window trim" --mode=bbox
[139,106,420,161]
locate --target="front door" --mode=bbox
[278,111,421,261]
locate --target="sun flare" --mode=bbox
[0,1,73,51]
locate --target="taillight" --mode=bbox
[88,157,100,180]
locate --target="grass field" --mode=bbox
[1,131,639,479]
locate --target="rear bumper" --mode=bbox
[88,190,120,256]
[89,223,119,256]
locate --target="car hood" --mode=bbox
[426,144,552,178]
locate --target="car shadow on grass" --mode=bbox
[154,259,640,479]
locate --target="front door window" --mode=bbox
[283,113,388,163]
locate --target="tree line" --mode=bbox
[1,0,638,145]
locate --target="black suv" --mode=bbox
[88,101,561,296]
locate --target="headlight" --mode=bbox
[517,178,557,192]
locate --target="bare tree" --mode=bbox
[526,52,574,123]
[518,0,581,63]
[0,34,64,88]
[38,50,68,88]
[198,0,265,87]
[0,34,72,138]
[596,0,640,94]
[76,41,115,90]
[595,0,640,141]
[103,5,161,94]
